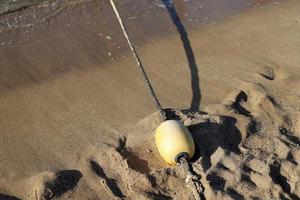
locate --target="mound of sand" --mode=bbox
[0,0,300,199]
[2,104,300,199]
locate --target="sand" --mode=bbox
[0,0,299,199]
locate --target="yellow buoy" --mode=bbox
[155,120,195,165]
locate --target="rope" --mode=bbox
[109,0,166,121]
[109,1,204,199]
[179,157,205,200]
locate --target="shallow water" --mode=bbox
[0,0,285,32]
[0,0,287,91]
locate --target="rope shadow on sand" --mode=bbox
[162,0,201,111]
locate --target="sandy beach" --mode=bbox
[0,0,300,199]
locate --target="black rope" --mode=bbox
[109,0,166,121]
[109,1,206,199]
[179,156,205,200]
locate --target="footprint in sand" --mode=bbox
[41,170,82,199]
[89,159,125,199]
[198,84,300,199]
[24,170,82,200]
[80,136,154,199]
[231,91,252,117]
[73,101,299,200]
[251,57,290,81]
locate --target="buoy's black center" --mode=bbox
[175,152,189,163]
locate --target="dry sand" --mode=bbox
[0,0,300,199]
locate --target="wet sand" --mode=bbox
[0,0,300,199]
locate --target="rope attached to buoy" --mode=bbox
[109,0,166,121]
[109,1,204,199]
[179,156,205,200]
